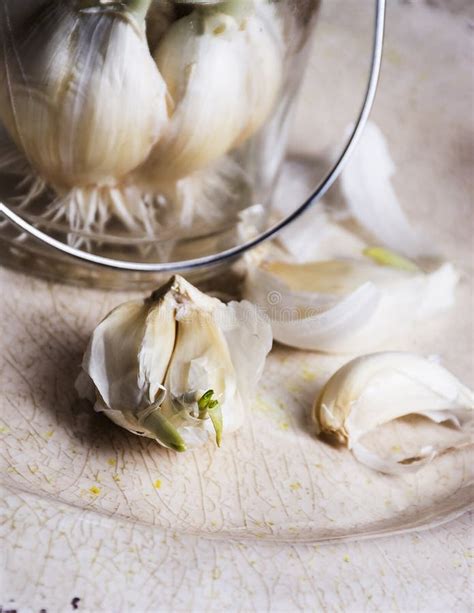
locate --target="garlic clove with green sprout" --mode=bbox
[245,224,459,354]
[313,352,474,474]
[76,275,273,451]
[0,0,168,233]
[137,0,282,187]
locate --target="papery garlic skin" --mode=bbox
[76,275,272,451]
[313,352,474,474]
[340,122,432,259]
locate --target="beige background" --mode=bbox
[1,0,473,611]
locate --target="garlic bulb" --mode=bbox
[137,0,282,186]
[313,352,474,474]
[76,275,272,451]
[245,217,459,353]
[0,0,168,232]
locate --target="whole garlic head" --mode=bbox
[76,275,273,451]
[0,0,168,191]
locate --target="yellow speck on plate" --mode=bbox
[290,482,302,491]
[89,486,101,496]
[254,395,275,414]
[43,431,54,439]
[280,422,289,431]
[212,567,221,580]
[343,555,350,563]
[154,479,162,489]
[301,368,316,382]
[0,426,9,434]
[107,458,116,467]
[112,474,121,482]
[287,384,302,394]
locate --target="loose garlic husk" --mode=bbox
[76,275,272,451]
[0,0,168,234]
[137,0,283,187]
[314,352,474,474]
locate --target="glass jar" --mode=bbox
[0,0,383,289]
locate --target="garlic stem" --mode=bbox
[197,389,215,419]
[363,247,420,272]
[208,403,223,447]
[197,390,222,446]
[139,404,187,452]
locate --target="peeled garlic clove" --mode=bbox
[76,275,272,451]
[314,352,474,474]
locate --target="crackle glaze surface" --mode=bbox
[1,0,473,610]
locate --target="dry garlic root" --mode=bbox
[313,352,474,474]
[76,275,272,451]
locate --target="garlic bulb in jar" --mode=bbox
[0,0,168,233]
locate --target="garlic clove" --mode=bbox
[314,352,474,474]
[138,8,249,185]
[245,230,459,354]
[137,0,283,187]
[81,286,176,415]
[160,283,243,447]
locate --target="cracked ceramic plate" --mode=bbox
[1,0,473,544]
[1,264,472,544]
